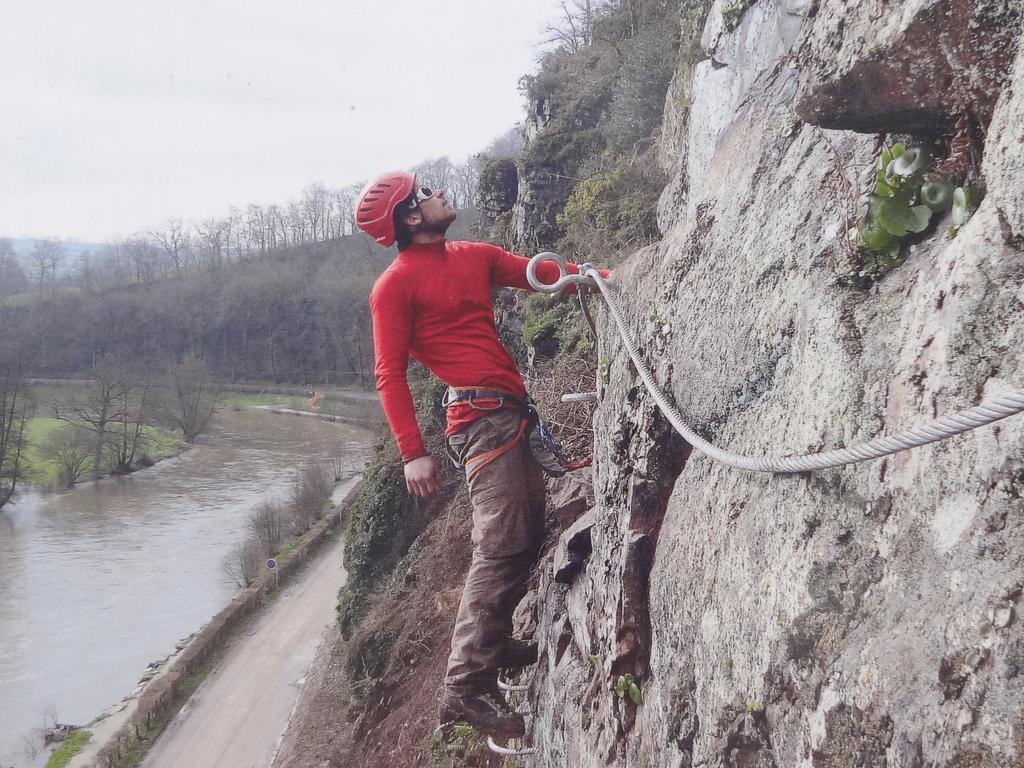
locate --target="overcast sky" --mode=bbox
[0,0,562,243]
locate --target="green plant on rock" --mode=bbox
[615,673,642,705]
[721,0,754,32]
[850,143,965,282]
[556,158,663,262]
[648,312,671,340]
[336,444,420,639]
[347,628,398,683]
[45,730,91,768]
[523,292,593,360]
[948,184,985,237]
[428,723,488,766]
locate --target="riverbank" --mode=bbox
[19,417,187,488]
[0,407,375,768]
[63,476,364,768]
[221,389,382,429]
[16,380,381,491]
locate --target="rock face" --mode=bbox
[511,95,572,253]
[525,1,1024,766]
[794,0,1022,134]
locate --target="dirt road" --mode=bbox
[141,534,347,768]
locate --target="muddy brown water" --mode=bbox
[0,408,376,767]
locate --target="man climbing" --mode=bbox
[355,171,603,740]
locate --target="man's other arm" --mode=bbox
[369,276,441,496]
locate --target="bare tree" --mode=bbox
[0,346,29,508]
[225,207,245,261]
[289,461,331,533]
[222,539,266,587]
[167,356,220,442]
[75,251,96,293]
[0,239,28,297]
[152,219,189,276]
[301,183,330,242]
[41,425,93,488]
[331,451,360,482]
[267,204,287,249]
[413,157,454,196]
[54,363,129,479]
[244,204,268,256]
[30,239,63,293]
[329,185,361,238]
[93,242,132,288]
[105,380,152,474]
[286,201,309,245]
[249,500,286,556]
[123,237,159,284]
[195,218,228,269]
[450,157,483,209]
[543,0,594,53]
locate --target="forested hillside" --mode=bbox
[3,235,387,384]
[1,169,489,384]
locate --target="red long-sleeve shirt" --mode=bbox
[369,240,587,462]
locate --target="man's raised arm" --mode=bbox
[484,243,608,291]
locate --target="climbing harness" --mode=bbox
[443,387,579,476]
[527,252,1024,474]
[464,419,529,481]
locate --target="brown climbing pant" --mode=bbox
[444,408,546,696]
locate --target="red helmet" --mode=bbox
[354,171,416,246]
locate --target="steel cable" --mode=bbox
[526,252,1024,474]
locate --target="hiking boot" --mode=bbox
[500,637,538,669]
[439,688,526,740]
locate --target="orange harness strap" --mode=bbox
[464,418,528,481]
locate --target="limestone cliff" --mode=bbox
[524,1,1024,766]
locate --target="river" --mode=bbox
[0,407,376,767]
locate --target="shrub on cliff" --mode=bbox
[336,373,448,640]
[524,292,594,361]
[557,157,664,261]
[475,158,519,220]
[515,0,680,252]
[337,442,417,639]
[606,22,680,153]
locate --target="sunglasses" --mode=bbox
[403,185,434,210]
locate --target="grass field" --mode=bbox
[219,390,351,418]
[44,729,91,768]
[219,391,308,410]
[17,383,351,487]
[19,417,187,485]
